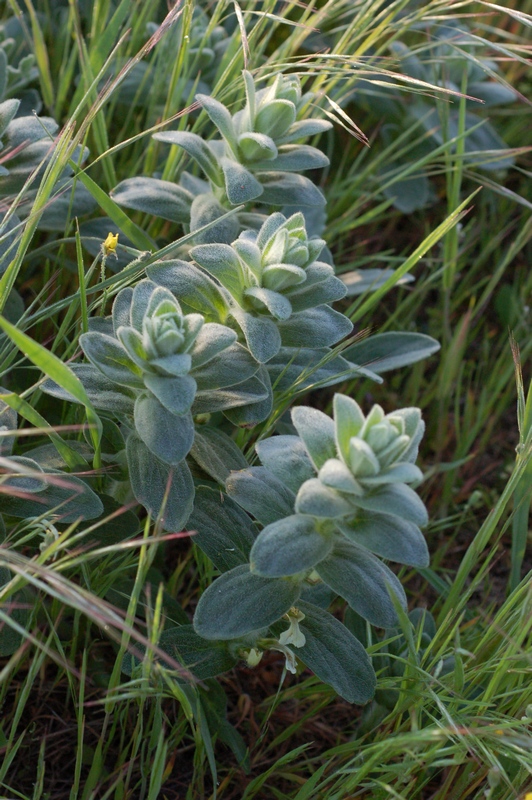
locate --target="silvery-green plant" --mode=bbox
[0,95,94,263]
[0,95,57,274]
[42,279,266,529]
[184,393,429,702]
[187,211,351,362]
[0,99,59,198]
[155,70,331,207]
[0,32,39,109]
[0,59,443,704]
[112,70,332,246]
[101,8,230,122]
[147,211,378,424]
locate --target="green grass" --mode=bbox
[0,0,531,797]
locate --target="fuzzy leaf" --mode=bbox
[226,467,295,526]
[297,601,376,704]
[147,260,229,318]
[112,288,133,334]
[288,275,347,312]
[220,381,273,425]
[187,486,256,571]
[291,406,337,470]
[134,394,194,465]
[255,435,315,493]
[333,394,365,464]
[392,408,424,464]
[111,177,193,222]
[467,81,517,107]
[193,374,270,416]
[340,269,415,297]
[255,99,296,139]
[316,540,407,627]
[254,144,329,172]
[197,93,236,146]
[193,343,258,391]
[153,131,223,186]
[382,170,431,214]
[238,131,277,162]
[80,332,143,387]
[0,99,20,139]
[256,212,288,250]
[318,459,362,495]
[295,479,353,518]
[244,286,292,320]
[362,462,423,486]
[41,367,135,415]
[0,468,103,522]
[250,514,332,577]
[220,157,263,205]
[267,348,381,392]
[258,172,326,207]
[278,118,333,143]
[278,305,352,348]
[0,455,47,493]
[38,180,98,231]
[230,308,281,363]
[126,434,194,531]
[342,332,440,374]
[354,483,428,527]
[157,625,237,679]
[190,242,245,298]
[190,427,248,484]
[190,323,237,369]
[0,212,20,278]
[338,512,429,567]
[0,393,17,457]
[190,193,240,245]
[143,374,197,416]
[193,565,300,640]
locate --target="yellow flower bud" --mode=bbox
[103,232,119,256]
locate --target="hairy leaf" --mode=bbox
[193,565,300,640]
[134,394,194,465]
[297,601,376,704]
[255,435,315,493]
[187,486,256,571]
[126,434,194,531]
[226,467,295,525]
[250,514,332,577]
[316,539,407,627]
[190,427,248,484]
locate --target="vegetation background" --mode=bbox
[0,0,531,798]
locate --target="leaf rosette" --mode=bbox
[187,211,351,362]
[191,393,429,696]
[77,279,263,464]
[195,393,429,639]
[42,280,267,530]
[151,70,332,208]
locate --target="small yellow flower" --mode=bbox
[244,647,263,667]
[102,232,119,257]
